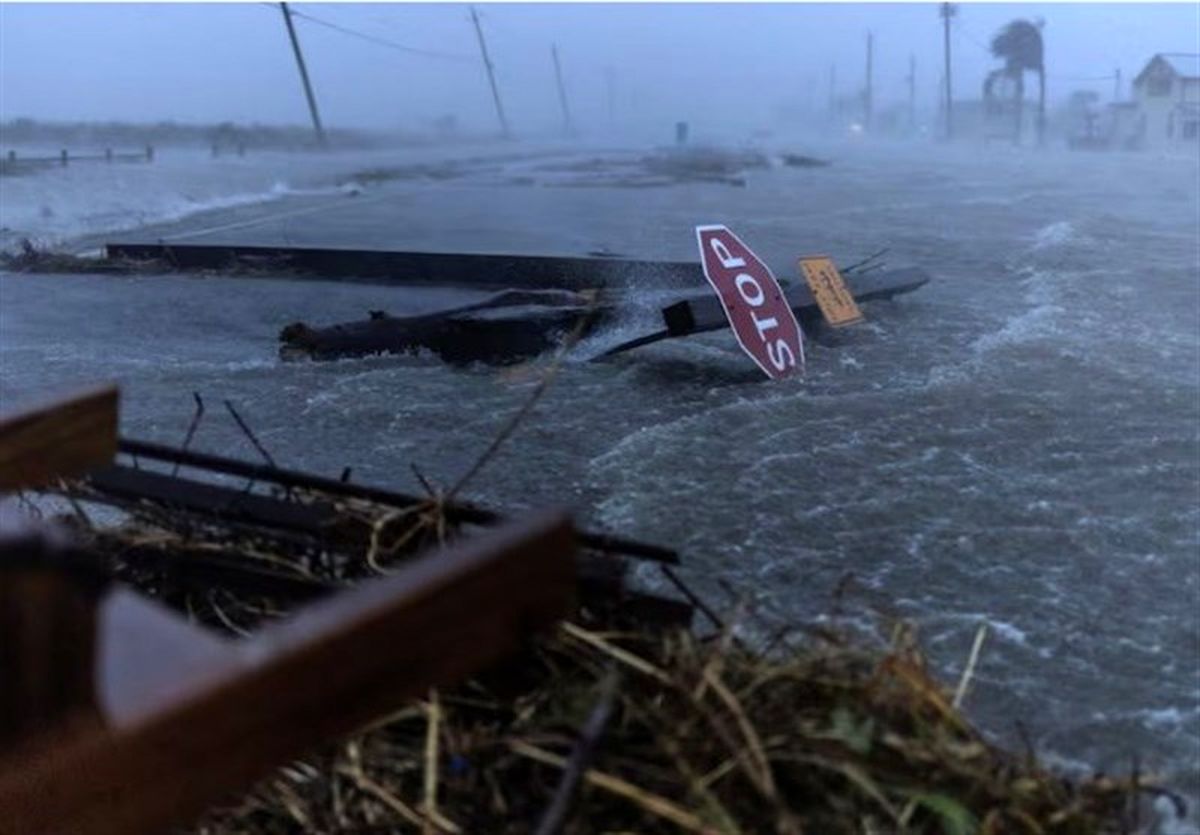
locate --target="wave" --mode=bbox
[0,151,371,254]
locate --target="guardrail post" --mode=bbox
[61,149,68,167]
[0,527,105,748]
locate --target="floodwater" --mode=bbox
[1,139,1198,814]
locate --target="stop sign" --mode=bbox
[695,225,805,379]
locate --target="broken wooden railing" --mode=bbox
[0,387,573,834]
[0,509,575,835]
[1,147,155,176]
[0,385,119,493]
[0,385,687,833]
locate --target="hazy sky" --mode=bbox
[1,3,1197,135]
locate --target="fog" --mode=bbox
[2,2,1197,139]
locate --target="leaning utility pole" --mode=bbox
[279,2,326,148]
[907,54,917,132]
[940,2,956,139]
[551,44,573,136]
[469,5,510,138]
[864,31,874,132]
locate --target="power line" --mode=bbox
[274,6,475,64]
[953,19,992,55]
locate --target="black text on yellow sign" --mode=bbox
[798,256,864,327]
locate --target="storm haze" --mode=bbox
[1,3,1198,827]
[2,2,1197,138]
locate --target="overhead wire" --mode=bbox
[262,4,475,64]
[953,19,992,55]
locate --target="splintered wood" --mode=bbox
[0,385,118,492]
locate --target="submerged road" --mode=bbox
[2,141,1198,809]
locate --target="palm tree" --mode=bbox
[990,19,1045,145]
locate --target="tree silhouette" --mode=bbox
[989,19,1045,145]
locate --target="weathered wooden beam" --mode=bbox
[593,267,932,358]
[115,438,680,564]
[661,266,931,337]
[0,510,576,835]
[0,385,118,492]
[102,243,702,290]
[87,464,337,535]
[0,520,106,749]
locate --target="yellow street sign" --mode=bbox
[798,256,864,327]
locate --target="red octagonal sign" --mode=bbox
[695,224,805,379]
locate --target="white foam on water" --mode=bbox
[1134,706,1195,732]
[970,299,1068,356]
[1030,220,1079,250]
[0,145,527,253]
[2,169,323,251]
[924,611,1034,649]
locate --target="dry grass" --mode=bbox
[177,603,1170,834]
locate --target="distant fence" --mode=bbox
[0,146,155,176]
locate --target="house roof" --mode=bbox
[1134,53,1200,86]
[1163,54,1200,79]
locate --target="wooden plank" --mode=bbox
[0,385,118,492]
[87,464,338,535]
[0,572,102,747]
[103,242,703,290]
[661,266,931,337]
[113,438,680,564]
[0,510,576,835]
[596,267,931,359]
[0,518,108,748]
[95,589,236,725]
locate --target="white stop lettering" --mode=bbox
[735,273,764,306]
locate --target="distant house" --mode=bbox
[1131,53,1200,150]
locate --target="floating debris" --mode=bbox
[780,153,832,168]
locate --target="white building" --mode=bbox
[1130,53,1200,151]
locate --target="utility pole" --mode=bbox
[864,31,874,132]
[940,2,956,139]
[279,2,326,148]
[907,54,917,132]
[1113,67,1122,102]
[551,44,573,136]
[469,5,510,138]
